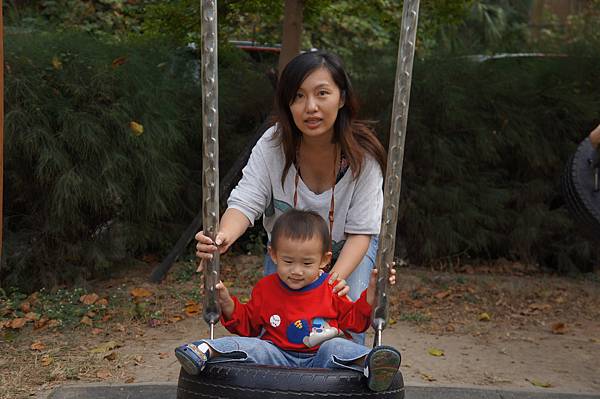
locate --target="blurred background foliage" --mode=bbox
[1,0,599,290]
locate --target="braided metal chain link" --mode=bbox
[201,0,221,326]
[372,0,420,341]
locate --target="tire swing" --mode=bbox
[562,137,600,240]
[177,1,421,397]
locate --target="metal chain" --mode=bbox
[372,0,420,347]
[201,0,221,332]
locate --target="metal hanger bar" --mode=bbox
[201,0,221,331]
[372,0,421,346]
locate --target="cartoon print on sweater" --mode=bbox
[285,317,341,347]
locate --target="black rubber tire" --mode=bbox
[176,363,405,399]
[562,138,600,240]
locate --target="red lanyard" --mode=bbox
[293,145,337,259]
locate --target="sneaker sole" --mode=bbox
[367,349,401,392]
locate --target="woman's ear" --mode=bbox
[338,90,346,109]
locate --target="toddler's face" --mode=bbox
[269,236,331,290]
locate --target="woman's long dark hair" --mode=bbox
[272,51,386,187]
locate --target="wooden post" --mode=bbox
[278,0,304,75]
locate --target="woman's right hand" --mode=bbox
[195,231,232,272]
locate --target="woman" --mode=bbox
[196,51,393,323]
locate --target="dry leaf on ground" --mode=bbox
[80,293,100,305]
[428,348,445,357]
[90,341,121,353]
[30,341,45,351]
[527,378,553,388]
[551,322,567,335]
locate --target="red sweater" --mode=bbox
[220,272,372,352]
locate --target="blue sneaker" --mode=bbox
[175,343,210,376]
[364,346,401,392]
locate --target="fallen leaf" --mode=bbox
[91,328,104,335]
[30,341,45,351]
[421,373,436,381]
[479,312,491,321]
[130,287,152,298]
[97,369,112,379]
[551,322,567,335]
[112,56,127,67]
[124,376,135,383]
[114,323,126,332]
[158,352,169,359]
[96,298,109,307]
[184,302,200,316]
[86,311,97,318]
[51,56,62,70]
[90,341,120,353]
[34,317,49,330]
[428,347,444,357]
[527,378,552,388]
[80,293,100,305]
[80,316,93,327]
[133,355,144,365]
[129,121,144,137]
[47,319,62,328]
[169,315,184,323]
[9,318,27,329]
[40,355,53,366]
[104,352,117,361]
[434,290,451,299]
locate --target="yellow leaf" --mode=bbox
[80,293,100,305]
[428,347,444,357]
[479,312,491,321]
[129,121,144,136]
[51,56,62,70]
[90,341,120,353]
[527,378,552,388]
[421,373,436,381]
[30,341,45,351]
[130,287,152,298]
[184,302,200,316]
[41,355,53,367]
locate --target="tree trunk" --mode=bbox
[278,0,304,76]
[1,0,4,260]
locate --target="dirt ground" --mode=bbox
[1,255,600,399]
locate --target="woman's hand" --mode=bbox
[195,230,233,272]
[329,272,351,297]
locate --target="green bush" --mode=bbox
[2,32,272,291]
[350,47,600,272]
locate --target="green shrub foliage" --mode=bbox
[352,48,600,273]
[2,33,272,290]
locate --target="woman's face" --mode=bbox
[289,67,344,141]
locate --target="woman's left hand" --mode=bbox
[329,272,350,296]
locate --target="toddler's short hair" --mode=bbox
[271,209,330,254]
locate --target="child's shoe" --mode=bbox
[364,345,401,392]
[175,342,210,376]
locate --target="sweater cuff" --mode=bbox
[220,296,242,329]
[355,290,373,318]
